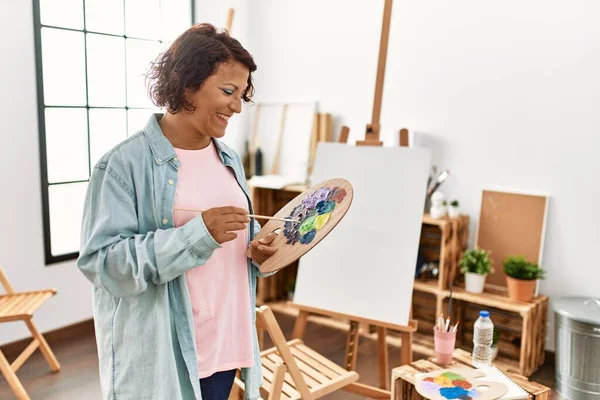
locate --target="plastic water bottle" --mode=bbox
[472,310,494,368]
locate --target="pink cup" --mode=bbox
[433,326,456,365]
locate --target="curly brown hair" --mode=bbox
[146,23,257,114]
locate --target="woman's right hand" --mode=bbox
[201,206,250,244]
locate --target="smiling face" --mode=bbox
[184,61,250,139]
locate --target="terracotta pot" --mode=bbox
[506,276,536,302]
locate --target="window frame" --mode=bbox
[32,0,195,264]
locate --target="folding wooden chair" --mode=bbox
[0,266,60,400]
[232,305,359,400]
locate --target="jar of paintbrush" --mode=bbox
[434,313,459,365]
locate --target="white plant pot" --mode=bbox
[465,272,487,294]
[491,346,499,361]
[430,205,446,219]
[448,206,459,218]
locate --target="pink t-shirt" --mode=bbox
[173,141,254,379]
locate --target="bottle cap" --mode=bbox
[480,310,490,318]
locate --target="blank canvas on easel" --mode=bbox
[476,189,549,290]
[293,142,431,326]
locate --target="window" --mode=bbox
[33,0,193,264]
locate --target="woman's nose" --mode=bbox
[229,97,242,114]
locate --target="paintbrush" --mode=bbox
[451,321,459,333]
[448,283,453,323]
[427,169,449,196]
[173,208,299,223]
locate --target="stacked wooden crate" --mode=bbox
[412,214,549,377]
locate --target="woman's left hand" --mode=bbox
[246,232,279,265]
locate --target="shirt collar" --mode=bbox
[143,113,234,165]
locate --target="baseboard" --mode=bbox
[0,319,95,361]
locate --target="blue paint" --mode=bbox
[439,386,470,399]
[300,229,316,244]
[316,200,335,215]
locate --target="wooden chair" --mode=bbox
[232,305,359,399]
[0,266,60,400]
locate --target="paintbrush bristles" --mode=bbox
[437,313,459,333]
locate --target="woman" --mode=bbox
[78,23,277,400]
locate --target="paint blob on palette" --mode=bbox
[415,368,508,400]
[282,186,347,246]
[421,371,479,399]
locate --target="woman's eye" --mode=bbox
[222,89,234,95]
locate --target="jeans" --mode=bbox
[200,369,237,400]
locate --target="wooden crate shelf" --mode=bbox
[412,283,549,377]
[417,214,470,290]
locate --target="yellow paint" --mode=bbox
[434,375,453,387]
[315,213,330,230]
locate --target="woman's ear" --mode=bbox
[183,88,194,103]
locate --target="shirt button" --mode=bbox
[168,179,174,185]
[174,157,179,162]
[157,158,163,163]
[162,218,168,224]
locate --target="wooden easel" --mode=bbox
[225,8,234,33]
[289,0,417,397]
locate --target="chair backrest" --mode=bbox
[0,266,15,294]
[256,305,312,399]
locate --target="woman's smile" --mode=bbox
[216,112,230,125]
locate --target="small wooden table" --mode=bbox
[392,352,552,400]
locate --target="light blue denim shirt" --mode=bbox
[77,114,271,400]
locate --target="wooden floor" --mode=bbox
[1,311,561,399]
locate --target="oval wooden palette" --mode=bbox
[415,368,508,400]
[252,178,353,273]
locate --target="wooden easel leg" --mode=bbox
[24,319,60,372]
[376,326,389,390]
[345,321,360,370]
[400,331,413,365]
[292,310,309,339]
[0,349,30,400]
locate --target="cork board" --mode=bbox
[475,189,548,290]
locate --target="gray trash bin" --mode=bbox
[554,297,600,400]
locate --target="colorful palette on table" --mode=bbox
[253,178,353,273]
[415,368,508,400]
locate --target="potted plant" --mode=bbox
[503,256,545,302]
[459,248,493,294]
[448,200,460,217]
[491,328,499,361]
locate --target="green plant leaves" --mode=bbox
[503,255,545,280]
[459,248,493,275]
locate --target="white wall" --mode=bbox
[232,0,600,351]
[0,1,94,346]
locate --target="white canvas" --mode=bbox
[293,142,431,326]
[277,102,316,183]
[251,102,315,183]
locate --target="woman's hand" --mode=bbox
[202,206,250,244]
[246,231,279,265]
